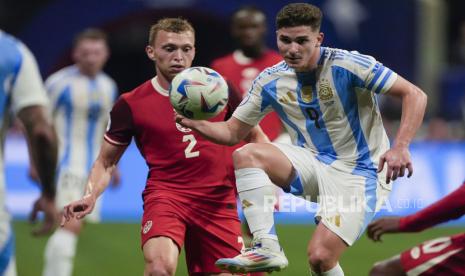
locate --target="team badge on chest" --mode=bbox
[318,79,334,101]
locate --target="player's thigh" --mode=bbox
[141,199,187,252]
[270,143,319,197]
[370,255,404,276]
[184,212,242,274]
[234,142,295,187]
[400,233,465,275]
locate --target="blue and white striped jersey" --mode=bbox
[233,47,397,178]
[0,30,49,219]
[46,65,117,177]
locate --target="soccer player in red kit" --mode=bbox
[367,181,465,275]
[211,6,283,141]
[61,18,266,276]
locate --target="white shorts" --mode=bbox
[272,143,390,246]
[56,170,102,223]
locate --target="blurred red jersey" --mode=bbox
[211,49,283,140]
[104,78,235,205]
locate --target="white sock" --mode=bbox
[236,168,280,252]
[43,228,78,276]
[321,263,344,276]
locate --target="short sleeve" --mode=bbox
[349,51,398,94]
[232,78,271,126]
[11,43,49,114]
[104,96,134,146]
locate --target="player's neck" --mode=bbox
[154,73,170,91]
[240,45,266,59]
[76,65,99,79]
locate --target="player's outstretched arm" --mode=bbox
[368,182,465,241]
[176,115,254,146]
[61,140,127,225]
[18,105,58,236]
[378,76,427,183]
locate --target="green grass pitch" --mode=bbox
[13,221,464,275]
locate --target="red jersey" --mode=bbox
[104,78,236,205]
[211,49,283,140]
[399,182,465,232]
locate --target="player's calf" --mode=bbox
[308,247,338,273]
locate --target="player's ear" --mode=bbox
[145,45,156,61]
[316,32,324,47]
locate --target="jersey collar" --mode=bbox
[151,76,169,97]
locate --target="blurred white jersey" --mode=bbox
[0,30,49,275]
[46,65,117,178]
[233,47,397,179]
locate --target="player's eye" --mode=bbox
[296,38,309,45]
[164,46,176,52]
[279,36,291,44]
[183,47,192,53]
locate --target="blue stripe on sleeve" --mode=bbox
[374,70,393,94]
[367,65,385,90]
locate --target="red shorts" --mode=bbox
[141,198,243,274]
[400,233,465,275]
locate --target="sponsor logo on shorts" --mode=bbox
[241,200,253,209]
[142,220,152,234]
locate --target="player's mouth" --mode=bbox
[285,57,301,64]
[170,65,185,73]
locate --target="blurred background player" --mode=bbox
[41,28,119,276]
[61,18,267,275]
[0,29,58,276]
[367,181,465,275]
[211,5,283,142]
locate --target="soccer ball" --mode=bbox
[169,67,229,120]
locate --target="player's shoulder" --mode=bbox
[254,60,291,85]
[264,49,283,62]
[45,65,79,91]
[322,47,377,71]
[121,79,153,102]
[0,31,27,68]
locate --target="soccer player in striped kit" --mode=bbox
[0,30,58,276]
[176,3,427,275]
[42,28,118,276]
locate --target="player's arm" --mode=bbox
[378,76,427,183]
[61,140,127,225]
[177,115,254,146]
[244,125,270,143]
[367,182,465,241]
[18,105,58,235]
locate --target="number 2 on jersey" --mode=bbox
[182,134,200,158]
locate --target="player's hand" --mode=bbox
[377,145,413,184]
[29,194,58,236]
[175,113,196,129]
[60,194,96,226]
[367,217,401,242]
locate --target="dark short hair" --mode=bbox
[148,18,195,46]
[276,3,322,31]
[73,28,108,48]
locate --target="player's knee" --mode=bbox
[233,143,264,169]
[308,248,335,272]
[144,257,175,276]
